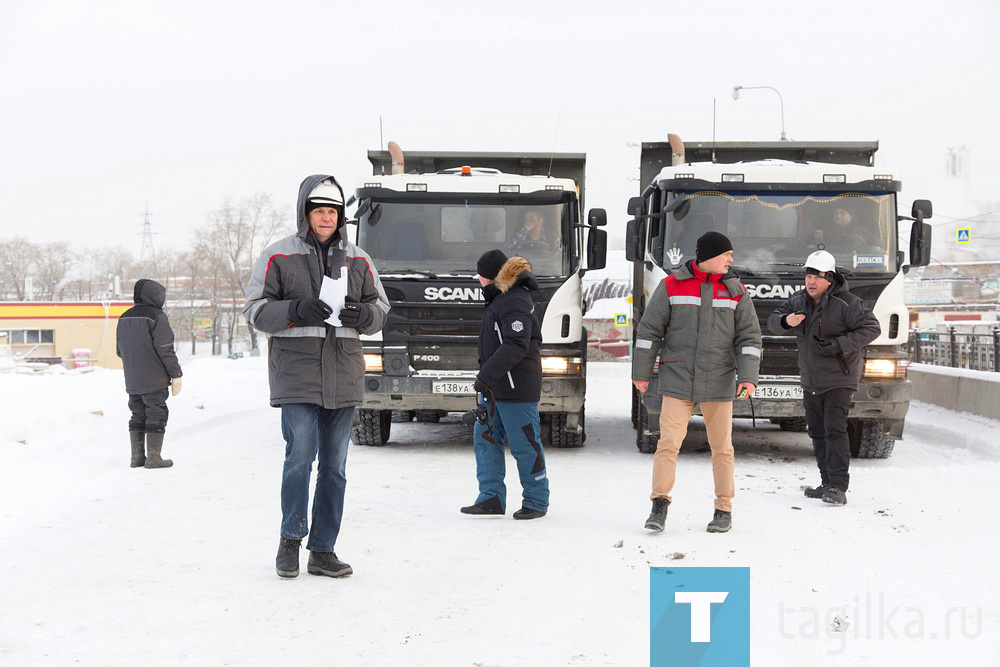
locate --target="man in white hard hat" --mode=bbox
[767,250,880,505]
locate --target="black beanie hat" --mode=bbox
[477,249,508,280]
[695,231,734,263]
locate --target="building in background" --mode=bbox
[0,301,132,368]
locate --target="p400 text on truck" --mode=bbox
[626,136,932,458]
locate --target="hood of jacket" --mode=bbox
[495,256,539,294]
[133,279,166,309]
[296,174,347,240]
[826,270,850,296]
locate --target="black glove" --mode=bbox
[290,298,333,326]
[339,295,375,329]
[813,335,840,357]
[474,377,489,394]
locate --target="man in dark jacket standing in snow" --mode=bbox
[244,175,389,579]
[116,279,183,469]
[461,250,549,520]
[632,232,762,534]
[768,250,880,506]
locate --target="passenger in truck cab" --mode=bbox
[808,204,874,252]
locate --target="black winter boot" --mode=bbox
[513,507,546,520]
[129,431,146,468]
[460,496,505,515]
[276,537,301,578]
[822,487,847,506]
[307,551,353,578]
[707,509,732,533]
[644,497,670,532]
[144,432,173,468]
[804,484,830,499]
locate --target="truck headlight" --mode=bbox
[864,358,908,379]
[541,356,583,375]
[364,353,384,373]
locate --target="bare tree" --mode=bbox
[0,238,37,300]
[33,242,74,300]
[197,194,291,354]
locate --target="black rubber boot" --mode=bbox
[460,496,505,515]
[276,537,301,578]
[804,484,830,499]
[707,509,732,533]
[129,431,146,468]
[644,497,670,532]
[144,432,173,468]
[307,551,353,578]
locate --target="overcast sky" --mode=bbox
[2,0,998,256]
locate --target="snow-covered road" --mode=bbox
[0,358,996,665]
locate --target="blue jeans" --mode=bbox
[473,399,549,512]
[279,404,353,552]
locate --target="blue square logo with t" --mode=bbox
[650,567,750,666]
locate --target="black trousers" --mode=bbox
[127,388,170,433]
[802,387,853,491]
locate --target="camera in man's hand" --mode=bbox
[461,404,489,427]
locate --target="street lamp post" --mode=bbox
[732,85,788,141]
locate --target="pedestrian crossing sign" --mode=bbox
[615,313,628,327]
[957,228,971,244]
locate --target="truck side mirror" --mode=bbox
[912,199,933,220]
[908,220,932,267]
[588,208,608,227]
[625,219,644,262]
[587,228,607,271]
[627,197,645,218]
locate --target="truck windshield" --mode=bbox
[662,191,897,273]
[356,200,571,276]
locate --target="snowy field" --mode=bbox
[1,356,997,665]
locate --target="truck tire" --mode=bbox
[415,411,444,423]
[549,407,586,448]
[778,418,808,432]
[352,409,391,446]
[848,418,894,459]
[636,402,658,454]
[392,410,416,423]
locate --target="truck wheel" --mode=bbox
[848,418,894,459]
[392,410,416,423]
[778,418,808,432]
[415,411,444,423]
[352,409,391,446]
[636,402,658,454]
[549,407,586,448]
[631,384,640,429]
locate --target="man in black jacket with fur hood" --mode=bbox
[461,250,550,520]
[116,279,183,469]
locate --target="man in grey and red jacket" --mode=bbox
[768,250,880,506]
[244,174,389,580]
[632,232,761,534]
[116,279,182,469]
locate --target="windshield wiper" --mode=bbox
[385,269,439,279]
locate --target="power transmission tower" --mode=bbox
[139,204,157,269]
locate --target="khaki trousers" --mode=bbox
[650,395,735,512]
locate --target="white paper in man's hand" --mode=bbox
[320,266,349,326]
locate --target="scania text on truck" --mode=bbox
[348,145,607,448]
[626,135,932,458]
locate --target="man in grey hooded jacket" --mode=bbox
[244,174,389,580]
[116,279,183,469]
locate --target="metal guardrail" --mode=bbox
[908,326,1000,372]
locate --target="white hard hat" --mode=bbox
[804,250,836,273]
[308,179,344,206]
